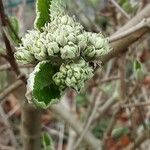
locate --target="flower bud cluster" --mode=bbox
[15,12,110,92]
[15,15,85,64]
[80,32,110,59]
[53,59,93,91]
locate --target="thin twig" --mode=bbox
[100,76,120,83]
[100,4,150,64]
[122,101,150,108]
[57,122,65,150]
[0,63,33,71]
[0,0,26,83]
[6,104,20,119]
[43,125,67,139]
[72,0,101,32]
[0,80,23,102]
[124,130,150,150]
[0,105,17,148]
[110,0,130,19]
[66,91,77,150]
[103,107,121,141]
[74,92,102,150]
[51,103,102,150]
[118,55,126,100]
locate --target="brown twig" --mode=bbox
[124,130,150,150]
[0,63,33,71]
[0,80,23,102]
[51,103,101,150]
[100,4,150,64]
[0,1,41,150]
[100,76,120,83]
[74,92,103,150]
[122,101,150,108]
[21,104,42,150]
[110,0,130,19]
[0,0,26,83]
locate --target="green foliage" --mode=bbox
[49,0,66,20]
[42,132,54,150]
[34,0,51,30]
[92,119,109,139]
[28,61,61,109]
[133,59,143,81]
[8,16,20,44]
[118,0,137,13]
[111,127,129,139]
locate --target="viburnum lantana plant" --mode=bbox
[14,0,110,109]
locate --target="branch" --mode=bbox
[100,4,150,64]
[0,1,41,150]
[110,0,130,19]
[21,104,42,150]
[74,92,103,149]
[122,101,150,108]
[0,64,33,71]
[108,18,150,42]
[0,0,26,83]
[51,103,102,150]
[124,130,150,150]
[0,80,23,102]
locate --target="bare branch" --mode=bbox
[0,64,33,71]
[0,80,23,102]
[110,0,130,19]
[100,4,150,64]
[51,103,102,150]
[122,101,150,108]
[108,18,150,42]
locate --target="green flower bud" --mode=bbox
[61,15,68,25]
[61,15,75,26]
[81,32,110,59]
[53,58,94,92]
[95,37,105,49]
[15,49,35,64]
[83,46,96,58]
[77,34,88,50]
[47,42,60,56]
[68,33,76,43]
[65,77,72,86]
[64,25,74,33]
[60,43,79,59]
[74,72,81,80]
[67,69,73,77]
[56,34,67,46]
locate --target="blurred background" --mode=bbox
[0,0,150,150]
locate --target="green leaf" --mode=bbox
[27,61,61,109]
[9,16,19,34]
[50,0,66,20]
[134,60,142,71]
[8,16,20,44]
[42,132,54,150]
[133,60,143,81]
[112,127,129,139]
[34,0,51,30]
